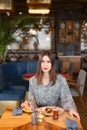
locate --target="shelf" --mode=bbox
[6,50,56,61]
[59,21,81,43]
[7,50,56,54]
[58,55,81,58]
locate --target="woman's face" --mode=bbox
[41,55,52,73]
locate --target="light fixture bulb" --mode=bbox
[28,8,50,14]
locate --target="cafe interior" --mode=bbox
[0,0,87,130]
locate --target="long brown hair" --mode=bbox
[36,51,57,85]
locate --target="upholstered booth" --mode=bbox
[0,60,61,101]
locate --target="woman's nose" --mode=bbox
[44,61,48,66]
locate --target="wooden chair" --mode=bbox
[67,69,86,103]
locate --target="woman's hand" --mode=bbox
[69,109,80,120]
[21,101,30,108]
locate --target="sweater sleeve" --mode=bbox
[28,77,37,107]
[59,75,77,111]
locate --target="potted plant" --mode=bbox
[0,16,40,62]
[0,20,16,62]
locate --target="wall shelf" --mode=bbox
[6,50,56,62]
[59,21,81,44]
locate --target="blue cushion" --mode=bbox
[0,93,25,100]
[1,62,28,90]
[0,65,5,90]
[1,62,18,83]
[9,85,27,91]
[1,90,25,95]
[17,61,27,77]
[27,61,38,73]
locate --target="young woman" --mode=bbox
[21,51,80,120]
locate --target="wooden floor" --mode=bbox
[73,81,87,130]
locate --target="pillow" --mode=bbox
[0,65,5,90]
[2,62,18,82]
[27,61,38,73]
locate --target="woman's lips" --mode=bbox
[43,68,48,70]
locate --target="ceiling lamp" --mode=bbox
[28,8,50,14]
[26,0,51,14]
[0,0,13,12]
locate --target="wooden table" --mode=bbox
[61,73,72,81]
[22,73,72,81]
[22,73,35,81]
[0,108,83,130]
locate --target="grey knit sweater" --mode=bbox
[28,74,77,111]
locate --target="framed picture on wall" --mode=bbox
[0,0,13,11]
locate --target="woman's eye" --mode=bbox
[41,60,44,63]
[47,61,51,63]
[41,60,51,63]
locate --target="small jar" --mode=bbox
[53,109,59,120]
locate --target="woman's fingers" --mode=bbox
[69,109,80,120]
[21,101,29,107]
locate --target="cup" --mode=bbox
[37,112,44,122]
[53,108,59,120]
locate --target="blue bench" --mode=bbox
[0,60,61,101]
